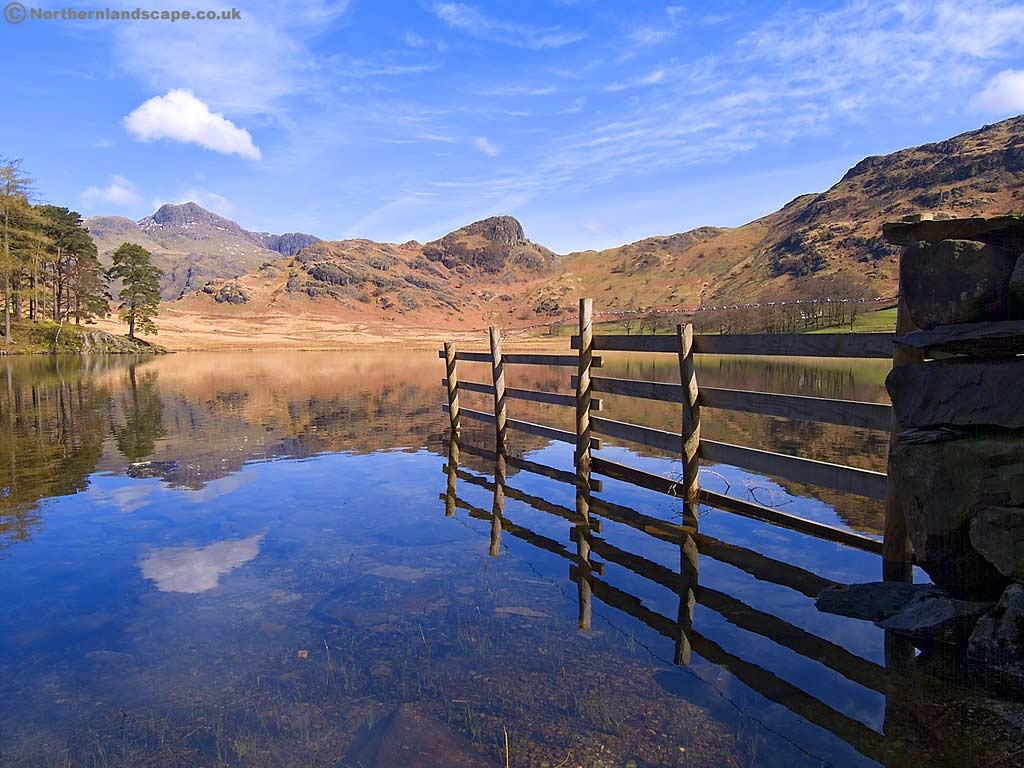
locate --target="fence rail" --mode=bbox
[572,375,892,430]
[570,331,895,358]
[441,298,908,577]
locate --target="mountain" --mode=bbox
[86,203,320,299]
[177,215,557,320]
[518,114,1024,315]
[158,114,1024,337]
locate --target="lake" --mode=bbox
[0,351,939,767]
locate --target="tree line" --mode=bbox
[0,157,162,344]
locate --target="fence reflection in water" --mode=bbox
[441,433,921,767]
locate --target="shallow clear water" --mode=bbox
[0,351,926,767]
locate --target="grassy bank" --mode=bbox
[0,320,167,355]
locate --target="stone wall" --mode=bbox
[882,214,1024,688]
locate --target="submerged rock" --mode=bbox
[339,703,493,768]
[816,581,942,622]
[875,591,992,647]
[968,584,1024,692]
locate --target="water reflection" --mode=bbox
[139,534,264,593]
[113,364,166,461]
[0,352,1004,767]
[442,436,927,767]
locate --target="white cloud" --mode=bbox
[81,175,144,208]
[473,136,500,156]
[432,2,585,49]
[124,90,262,160]
[971,69,1024,113]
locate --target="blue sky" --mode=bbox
[2,0,1024,252]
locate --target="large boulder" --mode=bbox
[889,432,1024,597]
[886,359,1024,430]
[899,239,1015,329]
[1010,255,1024,319]
[816,581,942,622]
[971,506,1024,582]
[875,590,991,647]
[968,584,1024,692]
[883,215,1024,248]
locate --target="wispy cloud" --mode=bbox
[624,5,687,47]
[432,2,586,49]
[124,90,262,160]
[476,84,559,97]
[605,68,666,92]
[108,1,352,115]
[473,136,500,156]
[81,175,144,208]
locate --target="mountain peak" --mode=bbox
[141,202,242,232]
[455,216,526,247]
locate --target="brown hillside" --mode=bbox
[105,115,1024,348]
[171,215,558,334]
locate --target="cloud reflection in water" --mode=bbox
[139,534,264,593]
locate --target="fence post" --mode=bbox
[576,299,594,472]
[444,342,460,436]
[444,433,460,517]
[675,533,699,665]
[883,297,920,582]
[488,327,508,454]
[490,452,506,558]
[575,298,595,630]
[678,323,701,527]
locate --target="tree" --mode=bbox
[0,158,37,343]
[109,243,162,340]
[38,206,108,325]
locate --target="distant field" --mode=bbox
[806,306,898,334]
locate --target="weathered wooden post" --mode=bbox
[575,298,594,630]
[678,323,701,528]
[576,299,594,472]
[443,342,461,436]
[490,451,506,558]
[444,433,460,518]
[488,327,508,454]
[675,533,699,665]
[882,296,920,583]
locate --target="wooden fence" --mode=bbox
[440,298,907,574]
[439,439,900,765]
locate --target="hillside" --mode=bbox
[88,115,1024,348]
[171,215,557,327]
[522,114,1024,315]
[86,203,319,300]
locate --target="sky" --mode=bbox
[2,0,1024,252]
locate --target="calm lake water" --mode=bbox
[0,351,929,767]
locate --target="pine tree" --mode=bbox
[108,243,162,340]
[0,158,37,343]
[38,206,108,325]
